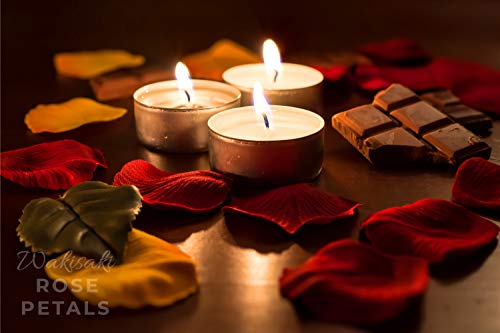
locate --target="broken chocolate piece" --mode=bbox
[332,85,491,166]
[373,83,420,112]
[390,101,452,135]
[421,90,492,133]
[90,66,172,101]
[363,128,430,165]
[422,124,491,165]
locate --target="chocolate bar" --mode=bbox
[332,84,491,166]
[420,90,492,133]
[90,66,172,101]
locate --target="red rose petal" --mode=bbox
[452,158,500,210]
[280,239,428,324]
[0,139,107,190]
[223,183,360,234]
[353,58,500,114]
[360,199,499,263]
[358,38,430,65]
[113,159,232,213]
[312,65,348,82]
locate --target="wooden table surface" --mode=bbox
[2,1,500,332]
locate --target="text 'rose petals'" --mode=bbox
[45,228,198,309]
[1,140,107,190]
[223,183,360,234]
[452,158,500,210]
[54,49,145,79]
[113,159,232,213]
[280,239,428,324]
[360,199,499,263]
[25,97,127,133]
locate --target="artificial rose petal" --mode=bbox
[452,158,500,210]
[54,49,145,79]
[313,65,348,82]
[280,239,428,324]
[182,39,260,80]
[25,97,127,133]
[45,228,198,308]
[0,140,107,190]
[357,38,430,65]
[360,199,499,263]
[222,183,360,234]
[353,58,500,114]
[113,159,232,213]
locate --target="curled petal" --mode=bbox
[25,97,127,133]
[452,158,500,210]
[182,39,260,80]
[54,49,145,79]
[45,229,198,308]
[1,140,107,190]
[113,159,232,213]
[280,239,428,324]
[360,199,499,263]
[223,183,360,234]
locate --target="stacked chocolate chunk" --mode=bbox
[332,84,491,166]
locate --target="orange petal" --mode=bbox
[54,49,145,79]
[25,97,127,133]
[182,39,260,80]
[45,228,198,308]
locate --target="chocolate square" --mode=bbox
[390,101,452,134]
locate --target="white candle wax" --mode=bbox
[222,63,323,110]
[208,106,324,141]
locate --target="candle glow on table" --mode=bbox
[133,62,241,153]
[222,39,324,110]
[208,83,325,185]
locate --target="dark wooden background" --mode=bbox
[2,1,500,332]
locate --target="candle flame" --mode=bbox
[263,39,282,83]
[175,62,194,103]
[253,82,271,129]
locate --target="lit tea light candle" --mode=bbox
[222,39,324,110]
[208,82,324,185]
[134,62,241,153]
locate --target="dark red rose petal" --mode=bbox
[358,38,430,65]
[223,183,360,234]
[280,239,428,324]
[354,62,442,91]
[0,139,107,190]
[360,199,499,263]
[312,65,348,82]
[452,158,500,210]
[113,159,232,213]
[353,58,500,114]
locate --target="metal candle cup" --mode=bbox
[133,80,241,153]
[222,63,324,111]
[208,106,325,185]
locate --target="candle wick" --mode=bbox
[273,70,279,83]
[262,113,270,129]
[184,90,191,103]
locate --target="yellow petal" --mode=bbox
[182,39,260,80]
[45,229,198,308]
[25,97,127,133]
[54,50,145,79]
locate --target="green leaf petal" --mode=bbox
[17,181,142,263]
